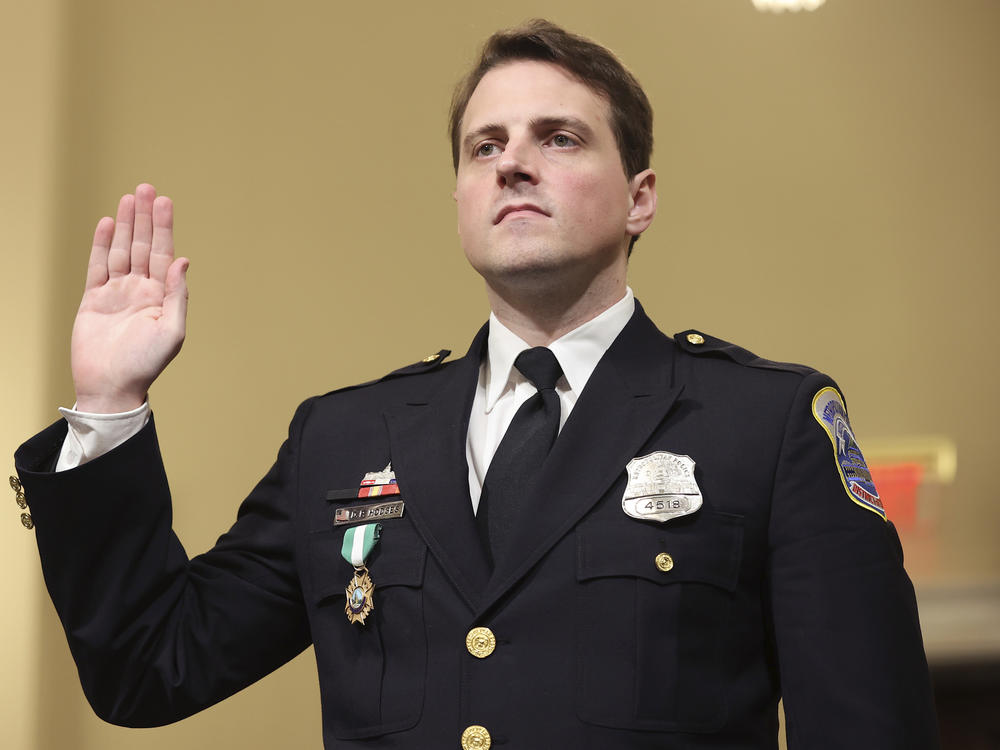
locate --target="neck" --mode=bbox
[485,273,627,347]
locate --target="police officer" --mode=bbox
[13,20,939,749]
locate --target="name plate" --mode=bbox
[334,500,405,526]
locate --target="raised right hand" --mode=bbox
[71,184,189,413]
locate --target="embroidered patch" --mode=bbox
[812,387,885,520]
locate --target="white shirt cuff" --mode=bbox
[55,402,151,472]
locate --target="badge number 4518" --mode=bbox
[642,497,686,513]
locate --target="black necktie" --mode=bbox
[477,347,564,569]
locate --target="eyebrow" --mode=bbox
[461,116,596,155]
[462,122,505,155]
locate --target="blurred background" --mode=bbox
[2,0,997,747]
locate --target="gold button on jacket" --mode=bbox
[465,627,496,658]
[655,552,674,572]
[460,724,491,749]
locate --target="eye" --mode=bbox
[550,133,577,148]
[475,142,501,158]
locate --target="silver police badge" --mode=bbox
[622,451,703,523]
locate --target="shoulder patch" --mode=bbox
[811,386,886,521]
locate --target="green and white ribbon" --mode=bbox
[341,523,381,567]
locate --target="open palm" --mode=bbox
[71,184,189,413]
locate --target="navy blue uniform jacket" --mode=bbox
[14,303,939,748]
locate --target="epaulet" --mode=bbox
[673,329,814,376]
[380,349,452,380]
[317,349,453,398]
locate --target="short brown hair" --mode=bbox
[449,19,653,180]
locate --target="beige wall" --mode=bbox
[1,1,61,748]
[2,0,997,747]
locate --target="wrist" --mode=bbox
[73,392,147,415]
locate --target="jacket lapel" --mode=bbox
[383,325,491,611]
[479,303,683,612]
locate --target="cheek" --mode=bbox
[568,174,631,230]
[455,174,492,207]
[454,186,482,236]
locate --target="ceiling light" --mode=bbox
[752,0,827,12]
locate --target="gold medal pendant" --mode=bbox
[340,522,382,625]
[345,565,375,625]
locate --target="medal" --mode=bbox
[345,567,376,624]
[341,523,382,625]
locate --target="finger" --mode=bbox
[130,183,156,277]
[107,194,135,278]
[148,195,175,285]
[86,216,115,290]
[162,257,190,344]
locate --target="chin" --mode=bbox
[473,249,563,281]
[482,259,585,301]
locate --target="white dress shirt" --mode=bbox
[465,289,634,512]
[56,289,637,516]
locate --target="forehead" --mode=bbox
[461,60,613,137]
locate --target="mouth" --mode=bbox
[494,204,549,224]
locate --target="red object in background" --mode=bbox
[869,462,924,529]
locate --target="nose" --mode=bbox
[495,138,539,188]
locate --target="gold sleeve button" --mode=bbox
[466,627,496,658]
[461,725,491,750]
[21,513,34,530]
[15,491,27,509]
[9,475,22,492]
[654,552,674,572]
[686,333,705,345]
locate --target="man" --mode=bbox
[13,19,938,749]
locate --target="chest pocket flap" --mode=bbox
[577,510,744,592]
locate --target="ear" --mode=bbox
[625,169,657,237]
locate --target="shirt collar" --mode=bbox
[483,287,635,412]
